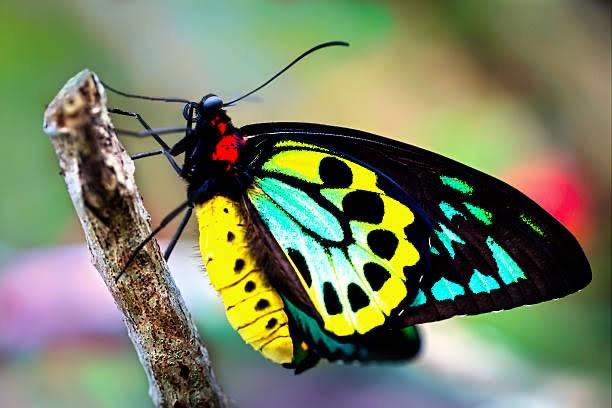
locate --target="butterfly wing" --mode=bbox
[243,140,431,337]
[282,294,421,373]
[241,122,592,327]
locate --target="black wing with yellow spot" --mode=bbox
[242,123,592,328]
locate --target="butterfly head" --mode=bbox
[200,94,224,114]
[184,94,225,123]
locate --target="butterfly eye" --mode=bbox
[201,95,223,112]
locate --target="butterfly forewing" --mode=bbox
[245,140,431,337]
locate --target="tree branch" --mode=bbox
[43,70,231,408]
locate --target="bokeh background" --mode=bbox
[0,1,610,407]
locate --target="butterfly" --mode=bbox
[108,42,591,373]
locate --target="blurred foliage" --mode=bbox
[0,1,118,250]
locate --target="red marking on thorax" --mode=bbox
[210,115,244,169]
[212,133,244,165]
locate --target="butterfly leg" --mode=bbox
[116,199,191,282]
[156,179,215,269]
[114,127,187,138]
[127,141,190,162]
[131,149,163,161]
[163,204,193,261]
[108,108,183,175]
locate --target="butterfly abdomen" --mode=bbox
[195,195,294,364]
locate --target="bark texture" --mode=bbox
[43,70,231,408]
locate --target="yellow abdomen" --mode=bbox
[195,196,293,364]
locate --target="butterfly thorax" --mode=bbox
[182,105,248,203]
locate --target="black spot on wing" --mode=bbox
[288,248,312,287]
[323,282,343,315]
[404,214,431,240]
[367,229,399,260]
[319,156,353,187]
[403,265,420,282]
[363,262,391,291]
[342,191,384,224]
[347,283,370,311]
[375,172,396,194]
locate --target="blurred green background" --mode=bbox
[0,0,610,407]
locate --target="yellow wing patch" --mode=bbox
[262,149,380,192]
[196,196,293,364]
[251,142,425,337]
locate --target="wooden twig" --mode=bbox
[43,70,231,408]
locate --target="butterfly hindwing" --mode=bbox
[283,295,420,373]
[245,141,431,337]
[242,123,592,326]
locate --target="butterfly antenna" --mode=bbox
[223,40,349,107]
[100,79,192,104]
[116,200,191,282]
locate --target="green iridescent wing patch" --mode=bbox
[282,296,420,373]
[242,123,591,328]
[404,174,558,323]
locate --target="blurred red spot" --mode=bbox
[503,152,593,247]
